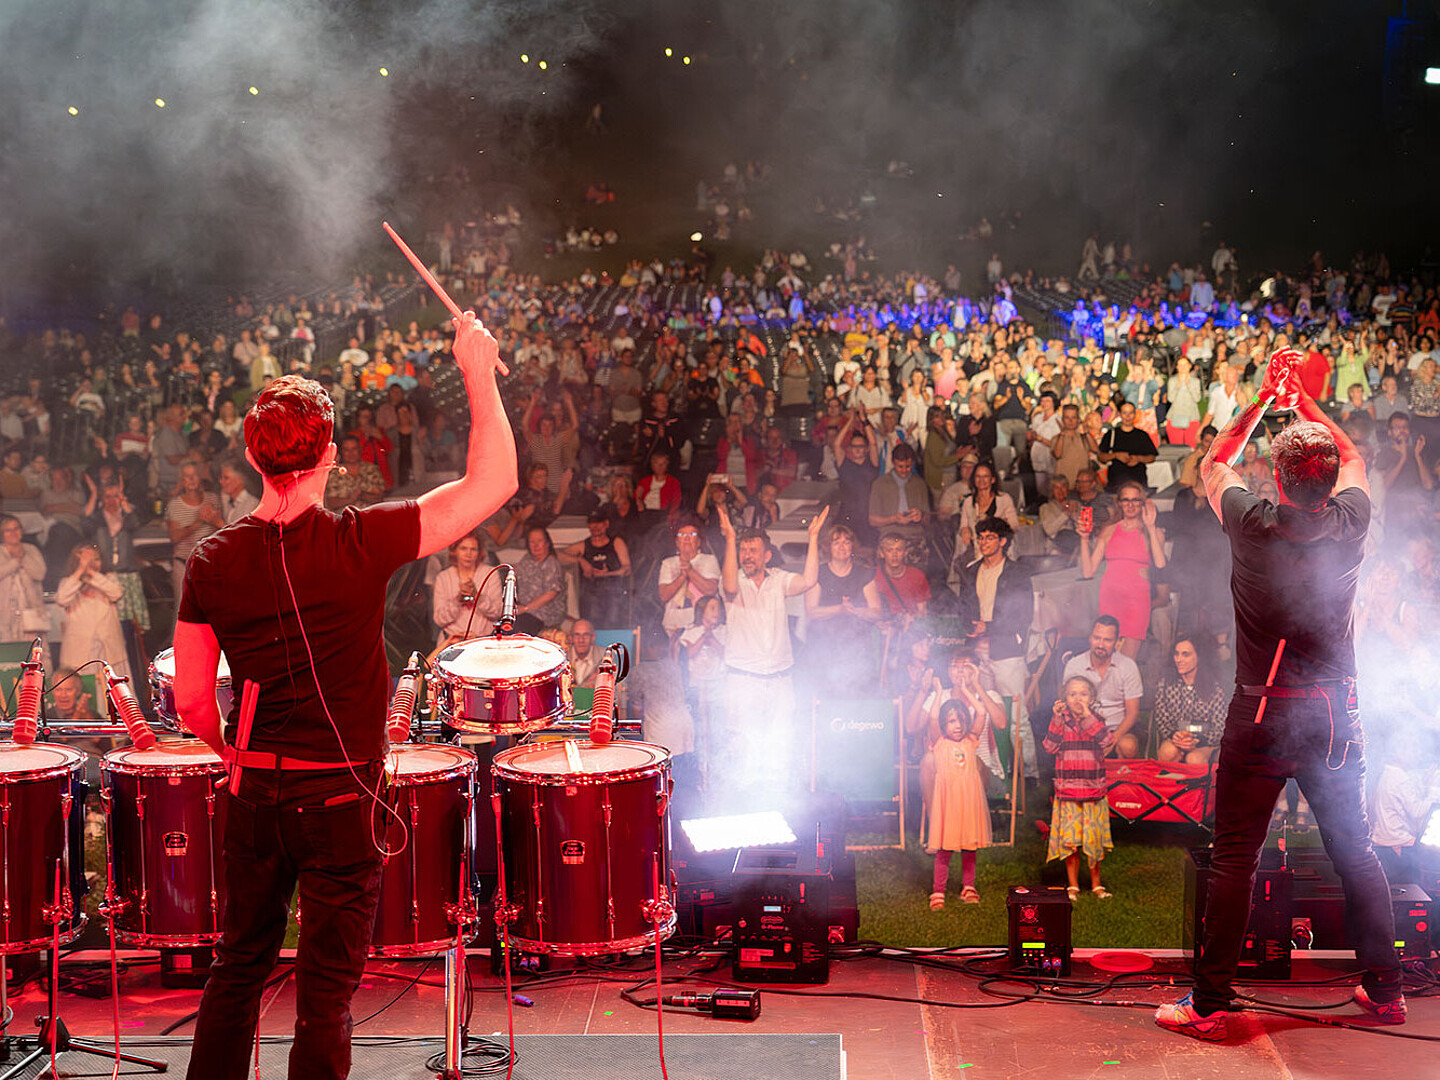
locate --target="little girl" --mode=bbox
[679,595,727,783]
[1043,675,1116,901]
[922,699,993,909]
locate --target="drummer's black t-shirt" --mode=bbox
[1220,485,1368,688]
[178,500,420,763]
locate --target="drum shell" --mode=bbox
[371,745,479,957]
[493,741,674,956]
[149,647,233,733]
[101,743,228,946]
[431,637,572,736]
[0,743,88,955]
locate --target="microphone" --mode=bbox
[587,643,630,745]
[660,989,761,1021]
[13,639,45,745]
[387,652,422,744]
[104,663,156,750]
[496,564,517,634]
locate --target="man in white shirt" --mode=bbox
[1061,616,1143,758]
[569,620,601,688]
[338,337,369,368]
[719,505,828,790]
[218,462,260,524]
[658,521,720,637]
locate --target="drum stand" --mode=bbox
[438,898,478,1079]
[0,865,167,1080]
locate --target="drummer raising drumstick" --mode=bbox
[172,309,515,1080]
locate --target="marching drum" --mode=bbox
[431,635,572,736]
[0,743,88,954]
[371,743,479,957]
[101,741,229,945]
[149,647,233,733]
[492,740,675,956]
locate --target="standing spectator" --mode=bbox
[350,405,394,489]
[658,519,720,639]
[1098,402,1158,492]
[82,480,148,634]
[431,532,502,647]
[1062,616,1144,759]
[1026,391,1063,496]
[56,543,128,681]
[831,410,879,544]
[1043,675,1116,901]
[715,412,762,494]
[563,511,631,628]
[867,443,930,547]
[955,516,1035,775]
[0,515,46,648]
[1165,357,1205,447]
[864,532,931,640]
[386,404,427,488]
[1199,361,1244,433]
[636,450,682,521]
[1049,403,1093,486]
[165,462,222,602]
[717,505,828,790]
[804,524,877,692]
[991,358,1033,449]
[522,391,579,490]
[1080,482,1166,660]
[954,461,1019,566]
[1152,635,1227,764]
[609,350,645,425]
[151,405,190,499]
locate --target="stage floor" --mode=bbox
[0,951,1433,1079]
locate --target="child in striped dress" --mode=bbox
[1043,675,1115,901]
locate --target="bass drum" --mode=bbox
[149,647,233,733]
[101,741,228,945]
[0,743,88,954]
[371,744,479,957]
[492,740,674,956]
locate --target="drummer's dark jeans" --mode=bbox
[1194,690,1403,1014]
[187,764,383,1080]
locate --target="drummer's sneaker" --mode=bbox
[1354,985,1407,1024]
[1154,994,1228,1041]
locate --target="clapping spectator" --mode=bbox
[56,543,128,681]
[432,532,502,647]
[0,515,46,648]
[166,462,222,602]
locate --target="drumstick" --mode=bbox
[381,222,509,375]
[564,738,585,774]
[1253,638,1286,725]
[232,679,260,790]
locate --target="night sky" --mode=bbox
[0,0,1432,307]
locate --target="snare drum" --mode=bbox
[149,647,233,732]
[372,744,479,957]
[431,635,572,736]
[0,743,88,954]
[101,741,228,946]
[493,740,674,956]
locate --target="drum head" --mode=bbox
[436,635,567,683]
[384,743,476,779]
[494,739,668,781]
[0,742,85,779]
[104,741,224,772]
[151,647,232,683]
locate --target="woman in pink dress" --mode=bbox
[1079,481,1166,658]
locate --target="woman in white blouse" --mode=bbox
[56,543,128,680]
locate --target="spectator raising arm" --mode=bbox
[416,313,518,557]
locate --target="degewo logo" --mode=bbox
[829,715,885,734]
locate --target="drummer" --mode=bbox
[171,311,515,1080]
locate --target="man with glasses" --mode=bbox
[832,409,879,544]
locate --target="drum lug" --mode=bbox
[602,797,612,828]
[411,899,420,925]
[135,791,146,821]
[641,898,675,925]
[210,889,218,916]
[444,899,477,928]
[100,787,111,811]
[60,792,73,820]
[606,898,615,933]
[206,789,216,817]
[655,780,670,818]
[535,898,545,927]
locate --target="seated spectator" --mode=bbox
[568,619,602,688]
[1062,616,1143,759]
[325,435,385,510]
[715,412,762,494]
[1177,426,1218,492]
[936,453,978,521]
[868,442,930,546]
[636,449,682,521]
[954,460,1018,566]
[350,404,394,489]
[1237,441,1270,492]
[1080,481,1166,660]
[1072,469,1115,526]
[1038,475,1081,555]
[1153,635,1227,764]
[0,447,34,500]
[513,462,569,531]
[955,516,1035,775]
[1097,401,1157,492]
[759,425,799,490]
[512,526,567,633]
[49,670,100,721]
[56,542,129,681]
[658,518,720,638]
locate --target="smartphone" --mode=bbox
[1078,505,1093,533]
[1187,724,1204,735]
[707,473,731,487]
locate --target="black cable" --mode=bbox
[159,961,294,1036]
[353,957,437,1027]
[423,1039,513,1077]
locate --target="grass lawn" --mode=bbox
[853,815,1203,951]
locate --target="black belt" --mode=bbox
[1238,682,1348,700]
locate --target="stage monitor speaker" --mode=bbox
[1185,849,1292,980]
[731,846,832,984]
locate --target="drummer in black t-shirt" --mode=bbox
[1156,351,1404,1041]
[172,311,516,1080]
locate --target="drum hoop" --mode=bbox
[506,917,676,958]
[439,712,558,737]
[0,914,87,955]
[491,745,669,787]
[0,746,87,784]
[370,930,479,958]
[113,929,223,948]
[100,757,226,779]
[436,660,570,693]
[382,759,478,787]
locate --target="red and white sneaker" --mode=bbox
[1354,985,1407,1024]
[1154,993,1228,1041]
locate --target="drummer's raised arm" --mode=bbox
[174,619,227,757]
[416,312,518,559]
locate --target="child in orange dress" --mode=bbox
[922,699,993,909]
